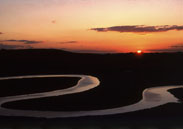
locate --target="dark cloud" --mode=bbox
[148,49,177,52]
[60,41,78,44]
[0,43,26,49]
[91,25,183,33]
[51,20,56,24]
[171,44,183,48]
[148,44,183,53]
[0,32,3,35]
[5,39,43,44]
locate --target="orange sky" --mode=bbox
[0,0,183,53]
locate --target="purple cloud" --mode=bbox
[5,39,43,44]
[0,43,32,49]
[91,25,183,33]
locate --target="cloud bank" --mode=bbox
[91,25,183,33]
[60,41,78,44]
[5,39,43,44]
[171,44,183,48]
[0,43,27,49]
[148,44,183,52]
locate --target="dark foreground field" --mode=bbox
[0,49,183,128]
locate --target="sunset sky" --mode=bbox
[0,0,183,53]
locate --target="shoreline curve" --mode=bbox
[0,75,182,118]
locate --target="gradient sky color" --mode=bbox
[0,0,183,53]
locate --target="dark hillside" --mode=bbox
[0,49,183,111]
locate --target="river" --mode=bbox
[0,75,182,118]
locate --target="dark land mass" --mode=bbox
[169,88,183,102]
[1,49,183,111]
[0,77,80,97]
[1,49,183,127]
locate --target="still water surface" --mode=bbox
[0,75,182,118]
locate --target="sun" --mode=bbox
[137,50,142,54]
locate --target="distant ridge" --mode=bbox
[1,48,183,55]
[0,48,73,54]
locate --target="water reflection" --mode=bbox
[0,75,182,118]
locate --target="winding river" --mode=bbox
[0,75,182,118]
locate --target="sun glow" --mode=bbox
[137,50,142,54]
[0,0,183,52]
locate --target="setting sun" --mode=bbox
[137,50,142,54]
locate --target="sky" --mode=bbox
[0,0,183,53]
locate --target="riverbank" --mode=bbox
[0,76,80,97]
[169,88,183,101]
